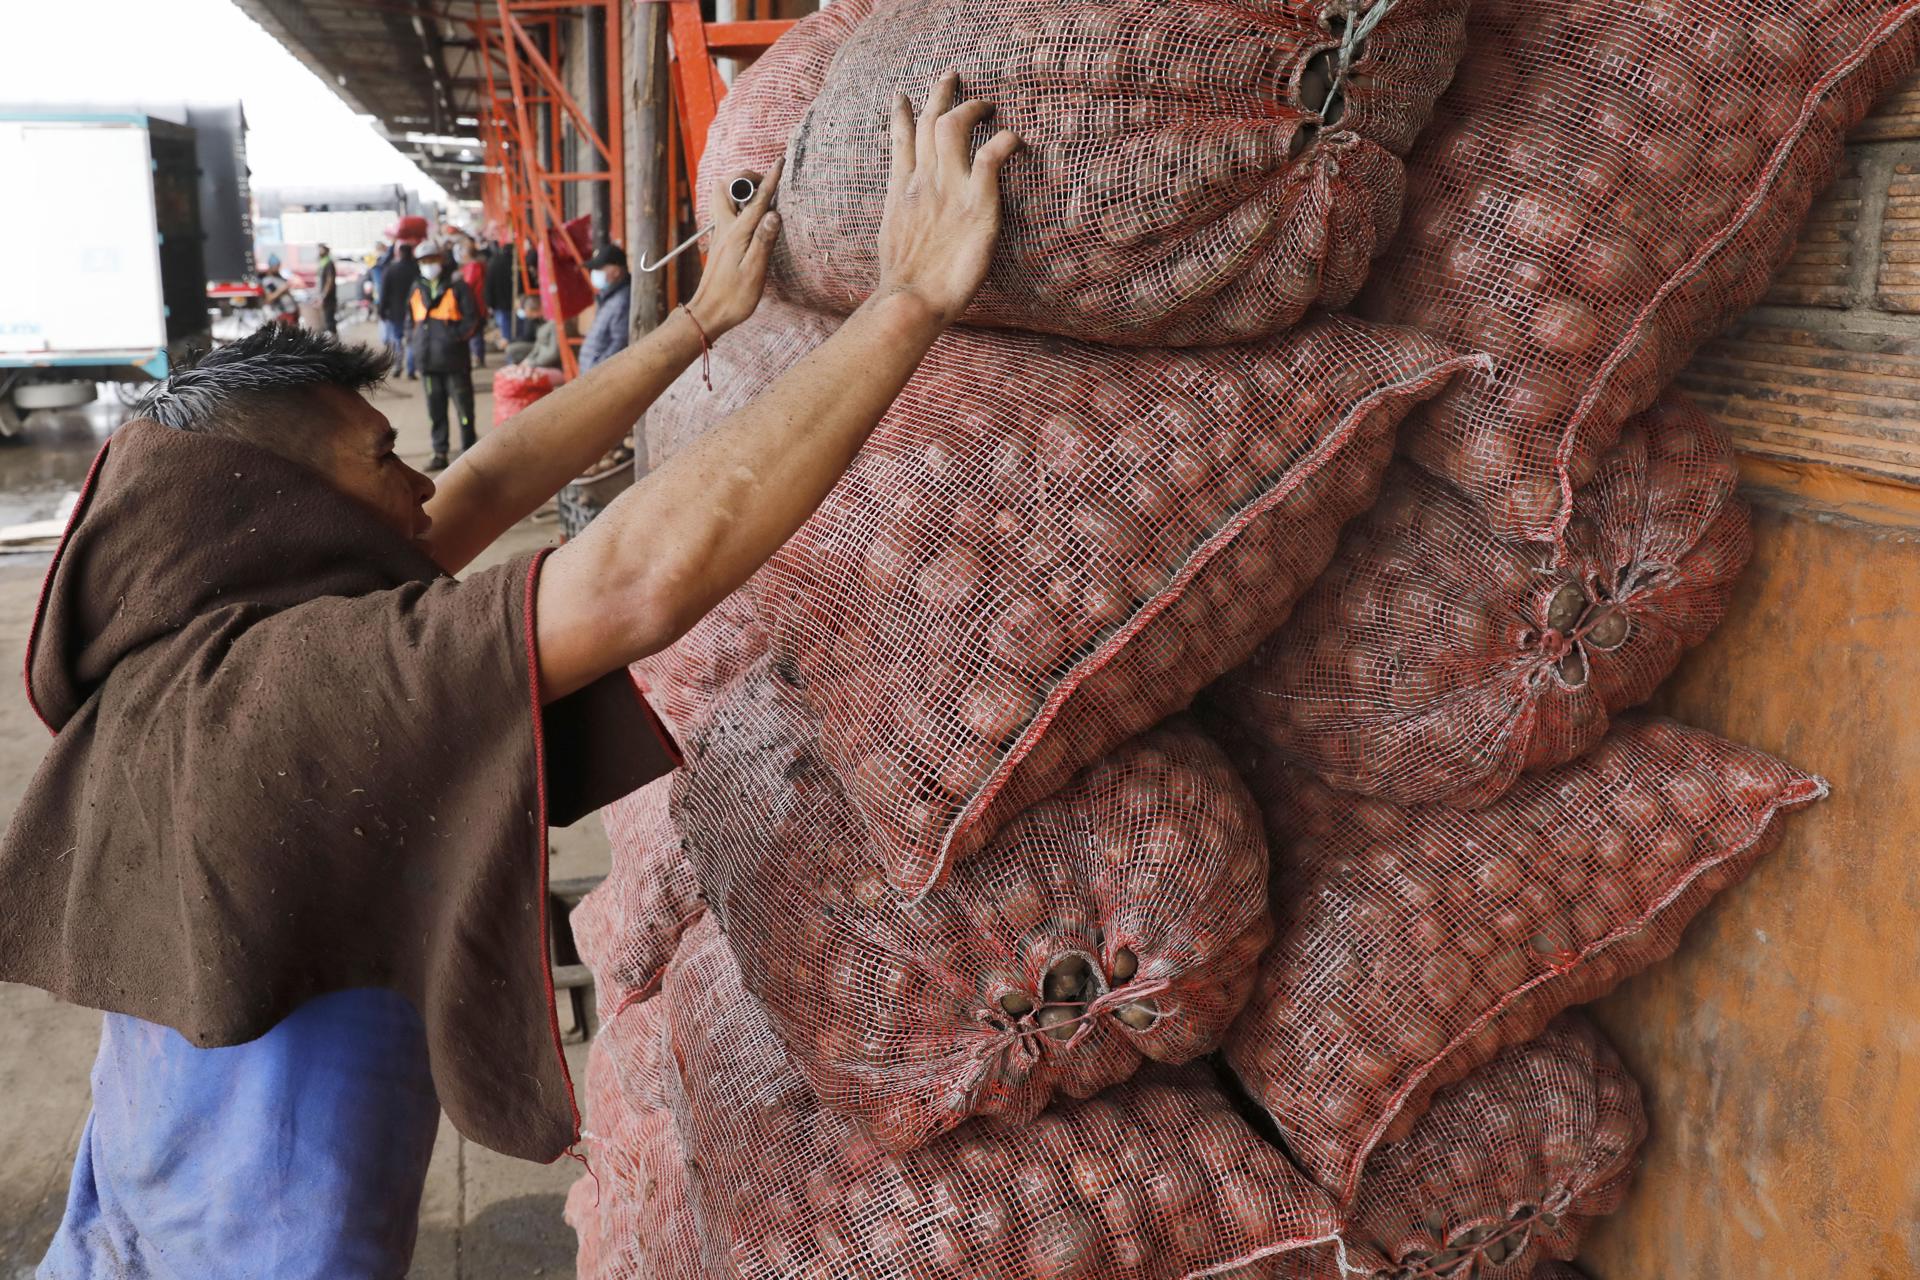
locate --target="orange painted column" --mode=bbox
[1577,72,1920,1276]
[1578,498,1920,1278]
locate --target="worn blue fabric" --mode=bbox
[39,988,442,1280]
[578,278,631,372]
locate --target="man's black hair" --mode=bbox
[134,327,391,472]
[137,325,390,436]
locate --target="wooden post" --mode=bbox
[627,1,671,346]
[626,0,671,478]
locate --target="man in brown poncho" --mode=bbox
[5,78,1017,1277]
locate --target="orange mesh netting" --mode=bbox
[656,916,1346,1278]
[1328,1015,1643,1280]
[644,298,1479,897]
[570,776,705,1017]
[699,0,877,196]
[1212,392,1750,809]
[1361,0,1920,540]
[491,364,563,426]
[630,590,768,747]
[743,0,1469,346]
[1219,716,1823,1203]
[670,664,1270,1152]
[567,998,705,1280]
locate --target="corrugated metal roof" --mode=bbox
[233,0,492,192]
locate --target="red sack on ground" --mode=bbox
[1220,716,1823,1204]
[570,776,704,1018]
[758,0,1468,346]
[672,664,1271,1152]
[1363,0,1920,540]
[491,364,563,427]
[1212,392,1750,808]
[567,997,706,1280]
[648,298,1478,897]
[1531,1265,1588,1280]
[657,915,1346,1279]
[1331,1016,1644,1280]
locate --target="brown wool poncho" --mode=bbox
[0,419,676,1161]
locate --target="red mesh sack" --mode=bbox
[1530,1265,1586,1280]
[1212,391,1751,809]
[1362,0,1920,541]
[630,589,770,747]
[570,776,704,1018]
[1220,716,1824,1204]
[672,663,1271,1152]
[760,0,1469,346]
[568,998,706,1280]
[1330,1015,1644,1280]
[491,364,563,427]
[659,915,1346,1279]
[628,311,830,747]
[698,0,876,195]
[649,298,1479,897]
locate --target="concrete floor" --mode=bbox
[0,323,608,1277]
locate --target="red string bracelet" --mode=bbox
[681,304,713,391]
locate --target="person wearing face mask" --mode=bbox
[577,242,632,372]
[407,240,484,470]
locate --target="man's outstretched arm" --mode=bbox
[419,161,789,575]
[533,73,1020,701]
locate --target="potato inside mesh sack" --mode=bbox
[695,0,877,198]
[756,0,1468,346]
[1361,0,1920,541]
[671,663,1271,1153]
[1328,1015,1644,1280]
[566,997,706,1280]
[630,588,770,747]
[569,775,705,1017]
[1528,1263,1589,1280]
[1211,391,1750,809]
[656,915,1346,1279]
[1218,716,1823,1204]
[1208,1017,1641,1279]
[645,297,1479,898]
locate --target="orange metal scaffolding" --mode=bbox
[472,0,626,377]
[469,0,798,362]
[654,0,795,308]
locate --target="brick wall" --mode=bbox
[1678,70,1920,491]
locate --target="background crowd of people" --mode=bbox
[340,229,635,469]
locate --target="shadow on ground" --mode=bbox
[414,1193,576,1279]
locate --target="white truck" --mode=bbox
[0,110,213,436]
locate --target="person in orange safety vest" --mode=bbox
[407,240,483,471]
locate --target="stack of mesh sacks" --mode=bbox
[565,0,1920,1275]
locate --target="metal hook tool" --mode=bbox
[639,176,760,272]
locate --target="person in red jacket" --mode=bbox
[454,233,489,367]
